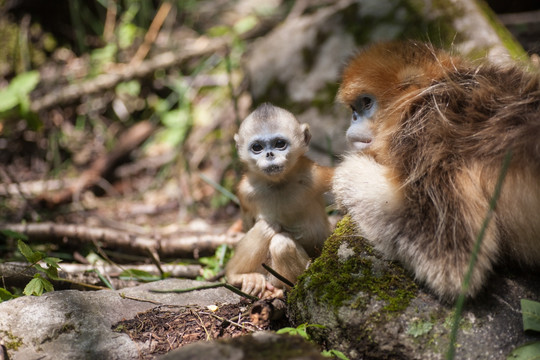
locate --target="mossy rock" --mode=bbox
[287,217,540,359]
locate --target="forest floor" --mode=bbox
[1,1,540,358]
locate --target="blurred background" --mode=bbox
[0,0,538,272]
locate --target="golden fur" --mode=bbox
[333,41,540,300]
[226,104,333,298]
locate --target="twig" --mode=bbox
[30,37,228,112]
[199,172,239,205]
[103,0,117,42]
[54,262,202,278]
[201,311,260,332]
[146,247,165,277]
[0,178,77,197]
[37,120,154,207]
[191,309,211,341]
[119,292,163,305]
[0,166,40,220]
[150,282,258,301]
[1,222,242,257]
[262,263,294,287]
[129,2,172,67]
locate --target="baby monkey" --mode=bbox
[226,103,333,298]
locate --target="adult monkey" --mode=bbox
[333,41,540,301]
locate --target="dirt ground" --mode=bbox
[113,300,290,359]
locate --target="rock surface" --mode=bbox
[243,0,523,166]
[287,218,540,359]
[0,279,242,360]
[159,331,324,360]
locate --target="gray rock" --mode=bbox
[287,218,540,359]
[159,331,325,360]
[243,0,523,166]
[0,279,242,360]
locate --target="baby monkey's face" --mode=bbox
[235,103,311,182]
[247,133,290,176]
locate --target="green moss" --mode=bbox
[407,319,434,338]
[289,216,417,317]
[0,330,23,350]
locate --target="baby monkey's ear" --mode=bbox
[234,133,240,148]
[301,123,311,146]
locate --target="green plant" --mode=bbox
[507,299,540,359]
[276,323,325,341]
[0,237,61,299]
[17,240,62,296]
[198,244,232,280]
[447,151,512,359]
[407,319,434,338]
[321,349,350,360]
[277,323,350,359]
[118,269,163,282]
[0,71,41,129]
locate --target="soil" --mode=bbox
[113,300,290,360]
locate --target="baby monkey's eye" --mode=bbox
[274,139,288,150]
[251,143,264,153]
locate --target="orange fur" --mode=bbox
[333,41,540,300]
[226,104,333,298]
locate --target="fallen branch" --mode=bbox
[0,262,108,291]
[129,1,173,67]
[1,222,242,257]
[150,282,258,301]
[30,37,228,113]
[37,120,154,207]
[59,263,202,279]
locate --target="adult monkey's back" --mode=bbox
[333,41,540,301]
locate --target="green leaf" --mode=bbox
[116,80,141,97]
[407,319,434,338]
[0,229,28,240]
[43,257,62,269]
[8,71,40,97]
[0,288,15,301]
[23,276,42,296]
[92,269,114,290]
[119,269,160,282]
[0,91,19,112]
[17,240,44,263]
[0,71,40,113]
[24,274,54,296]
[322,349,350,360]
[161,108,190,128]
[118,23,139,49]
[41,277,54,292]
[521,299,540,333]
[507,341,540,359]
[233,15,258,35]
[34,263,47,273]
[207,25,232,37]
[276,327,298,335]
[43,265,59,280]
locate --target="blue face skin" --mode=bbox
[249,135,289,175]
[346,94,378,151]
